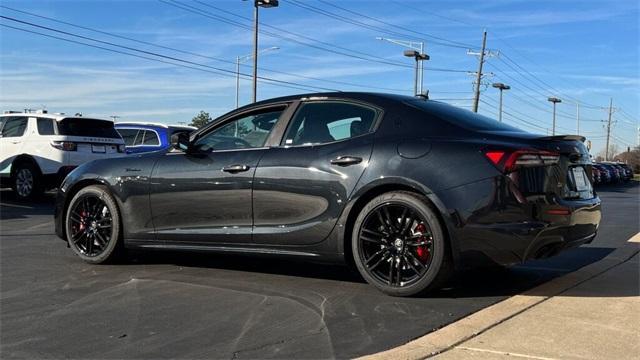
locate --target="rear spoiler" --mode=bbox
[537,135,586,143]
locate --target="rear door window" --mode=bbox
[117,129,140,146]
[283,101,378,146]
[37,118,55,135]
[1,117,28,137]
[142,130,160,146]
[57,118,120,138]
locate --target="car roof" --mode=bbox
[115,122,196,130]
[242,91,419,108]
[0,113,112,122]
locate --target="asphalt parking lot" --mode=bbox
[1,182,638,359]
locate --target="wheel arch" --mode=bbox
[59,178,114,240]
[10,154,41,177]
[341,178,460,269]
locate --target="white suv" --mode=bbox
[0,111,126,200]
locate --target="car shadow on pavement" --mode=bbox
[124,244,626,299]
[0,193,56,220]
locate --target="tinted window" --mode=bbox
[1,117,28,137]
[57,118,120,138]
[193,109,283,152]
[37,118,55,135]
[170,128,193,137]
[117,129,139,146]
[283,102,377,146]
[143,130,160,146]
[407,100,522,132]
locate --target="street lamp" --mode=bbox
[376,37,429,96]
[403,50,430,96]
[492,82,510,122]
[548,97,562,135]
[251,0,278,103]
[236,46,279,108]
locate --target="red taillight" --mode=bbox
[484,149,560,173]
[51,141,77,151]
[485,151,505,165]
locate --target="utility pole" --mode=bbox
[605,98,614,161]
[576,102,580,135]
[472,30,487,113]
[467,30,497,113]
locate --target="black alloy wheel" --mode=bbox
[352,191,451,296]
[66,185,122,263]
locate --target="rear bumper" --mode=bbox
[436,177,602,269]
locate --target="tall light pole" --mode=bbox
[404,50,429,96]
[548,97,562,135]
[251,0,278,103]
[491,82,510,122]
[236,46,279,108]
[376,37,429,95]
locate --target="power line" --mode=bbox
[163,0,410,71]
[0,5,412,93]
[185,0,469,74]
[0,17,338,93]
[491,34,605,109]
[387,0,478,28]
[312,0,476,49]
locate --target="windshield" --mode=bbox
[407,100,525,132]
[57,118,121,138]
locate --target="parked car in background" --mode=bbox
[598,163,620,183]
[619,163,633,180]
[115,122,196,154]
[55,92,601,297]
[591,166,601,185]
[593,164,611,184]
[0,110,126,200]
[611,163,631,182]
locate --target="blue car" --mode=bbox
[115,122,196,154]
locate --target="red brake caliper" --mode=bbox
[78,210,87,232]
[414,223,430,262]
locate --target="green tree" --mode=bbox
[190,111,212,128]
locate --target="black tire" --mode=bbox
[65,185,123,264]
[12,162,44,200]
[351,191,452,297]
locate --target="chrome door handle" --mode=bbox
[222,164,250,173]
[330,156,362,167]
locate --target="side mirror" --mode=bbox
[171,132,191,152]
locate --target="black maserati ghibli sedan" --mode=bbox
[54,92,601,296]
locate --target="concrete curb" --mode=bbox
[358,232,640,360]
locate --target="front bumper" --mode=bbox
[54,189,66,241]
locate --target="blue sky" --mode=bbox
[0,0,638,155]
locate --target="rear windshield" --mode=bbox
[407,100,523,132]
[57,118,121,138]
